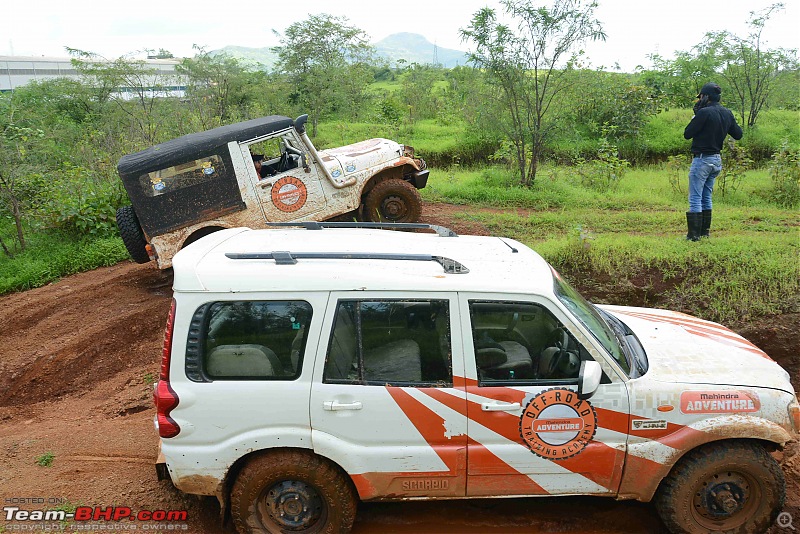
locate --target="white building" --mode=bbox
[0,55,186,97]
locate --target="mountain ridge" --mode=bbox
[211,32,469,70]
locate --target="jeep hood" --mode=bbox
[600,305,793,393]
[319,138,404,177]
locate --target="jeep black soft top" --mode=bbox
[117,115,295,179]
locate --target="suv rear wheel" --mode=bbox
[116,206,150,264]
[231,450,357,534]
[654,440,784,533]
[363,179,422,223]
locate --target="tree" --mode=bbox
[461,0,605,185]
[69,49,181,145]
[0,104,45,254]
[706,4,798,127]
[272,14,375,136]
[178,47,254,129]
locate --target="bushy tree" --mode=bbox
[461,0,605,185]
[178,47,255,128]
[272,14,375,136]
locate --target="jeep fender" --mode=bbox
[617,414,792,501]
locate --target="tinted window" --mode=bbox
[324,300,451,386]
[200,301,312,380]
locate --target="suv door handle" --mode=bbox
[481,402,521,412]
[323,401,363,411]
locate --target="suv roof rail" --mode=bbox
[264,221,458,238]
[225,251,470,274]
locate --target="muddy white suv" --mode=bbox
[115,115,428,269]
[154,223,798,534]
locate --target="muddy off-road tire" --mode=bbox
[116,206,150,264]
[230,450,357,534]
[654,441,784,534]
[363,179,422,223]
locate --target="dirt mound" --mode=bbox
[0,203,797,533]
[0,263,172,406]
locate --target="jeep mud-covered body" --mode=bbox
[116,115,428,268]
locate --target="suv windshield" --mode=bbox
[550,268,631,375]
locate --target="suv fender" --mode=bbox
[617,416,792,501]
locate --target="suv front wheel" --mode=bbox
[654,440,784,533]
[231,450,357,534]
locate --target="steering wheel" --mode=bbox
[546,327,571,378]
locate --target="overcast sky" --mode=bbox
[5,0,799,71]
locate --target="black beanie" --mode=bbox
[698,82,722,102]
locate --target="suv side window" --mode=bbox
[188,301,312,381]
[469,301,590,385]
[324,300,451,386]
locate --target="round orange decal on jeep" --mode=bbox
[271,176,307,212]
[520,388,597,460]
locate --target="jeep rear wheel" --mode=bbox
[654,441,784,534]
[363,179,422,223]
[231,450,357,534]
[116,206,150,264]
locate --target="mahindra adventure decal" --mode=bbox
[519,388,598,460]
[680,390,760,414]
[271,176,308,212]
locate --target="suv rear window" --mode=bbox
[187,301,312,381]
[324,300,451,386]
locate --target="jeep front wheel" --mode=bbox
[363,179,422,223]
[230,450,357,534]
[116,206,150,264]
[654,441,784,534]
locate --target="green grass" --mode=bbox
[0,228,129,294]
[423,164,800,324]
[35,451,55,467]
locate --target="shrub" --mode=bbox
[767,142,800,208]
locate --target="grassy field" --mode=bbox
[422,164,799,324]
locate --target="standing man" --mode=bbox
[683,82,743,241]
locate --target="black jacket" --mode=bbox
[683,102,743,155]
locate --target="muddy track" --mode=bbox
[0,203,797,533]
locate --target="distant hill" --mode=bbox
[212,33,469,71]
[210,46,278,70]
[373,33,469,68]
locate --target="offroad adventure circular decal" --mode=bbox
[271,176,307,212]
[519,388,598,460]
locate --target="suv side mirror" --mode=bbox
[578,360,602,399]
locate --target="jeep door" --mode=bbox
[309,293,468,500]
[457,294,632,497]
[242,134,328,221]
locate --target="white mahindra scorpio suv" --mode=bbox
[152,222,798,534]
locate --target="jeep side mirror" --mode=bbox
[578,360,602,399]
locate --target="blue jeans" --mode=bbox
[688,154,722,212]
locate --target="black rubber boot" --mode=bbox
[685,212,702,242]
[701,209,712,238]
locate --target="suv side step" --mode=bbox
[265,221,458,238]
[225,252,470,274]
